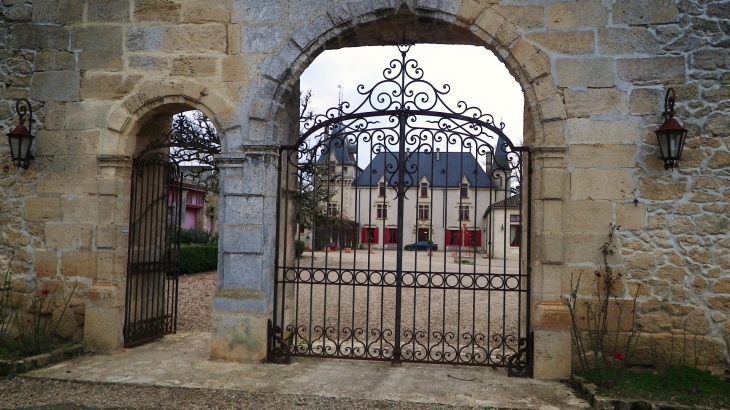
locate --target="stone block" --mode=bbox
[598,27,660,55]
[11,24,69,50]
[509,39,538,66]
[564,88,626,118]
[571,168,634,200]
[224,196,264,225]
[5,3,32,21]
[65,101,113,130]
[532,329,571,379]
[243,25,285,53]
[71,26,123,52]
[36,157,98,195]
[171,56,218,77]
[128,55,169,71]
[327,2,353,25]
[34,250,58,278]
[522,52,551,82]
[613,0,678,25]
[61,196,99,223]
[33,0,83,23]
[45,222,94,249]
[222,55,250,83]
[34,51,76,71]
[616,57,685,85]
[493,5,543,31]
[567,118,641,145]
[538,94,566,121]
[182,1,230,22]
[547,0,608,28]
[638,178,686,201]
[62,251,98,279]
[541,231,564,264]
[83,304,124,353]
[234,0,280,21]
[707,114,730,138]
[526,31,594,55]
[456,0,487,24]
[629,88,661,115]
[134,0,181,22]
[541,168,565,200]
[475,9,505,36]
[80,52,123,71]
[81,74,142,100]
[569,144,637,169]
[87,0,130,22]
[162,24,228,53]
[96,225,116,249]
[24,197,61,222]
[36,130,100,156]
[616,202,646,230]
[555,58,613,88]
[564,200,612,233]
[210,310,268,362]
[29,71,79,102]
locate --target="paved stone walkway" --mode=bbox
[25,332,590,409]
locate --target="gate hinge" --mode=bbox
[507,331,533,378]
[267,319,291,364]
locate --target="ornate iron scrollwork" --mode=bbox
[268,319,292,364]
[507,332,533,377]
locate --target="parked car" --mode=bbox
[404,241,438,251]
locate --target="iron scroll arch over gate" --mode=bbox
[123,113,220,347]
[270,44,531,375]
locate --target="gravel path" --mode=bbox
[0,377,476,409]
[177,271,216,333]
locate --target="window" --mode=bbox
[329,161,336,174]
[458,205,470,221]
[385,228,398,244]
[460,183,469,198]
[299,225,305,234]
[418,204,430,220]
[379,182,386,197]
[510,214,521,247]
[342,166,348,174]
[420,182,428,198]
[361,227,378,244]
[327,203,339,216]
[377,203,387,219]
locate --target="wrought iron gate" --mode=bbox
[124,112,220,347]
[270,44,531,375]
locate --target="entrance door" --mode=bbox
[270,44,531,376]
[123,154,182,347]
[123,112,220,347]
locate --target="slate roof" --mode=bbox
[482,193,521,218]
[315,123,358,166]
[353,151,496,188]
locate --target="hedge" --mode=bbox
[179,245,218,275]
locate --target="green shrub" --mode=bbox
[177,228,217,244]
[295,240,305,257]
[179,245,218,275]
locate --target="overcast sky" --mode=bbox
[300,44,524,148]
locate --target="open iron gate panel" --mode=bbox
[270,44,532,376]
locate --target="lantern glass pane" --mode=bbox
[20,135,32,158]
[657,132,670,159]
[9,135,21,160]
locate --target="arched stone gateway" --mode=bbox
[3,0,729,380]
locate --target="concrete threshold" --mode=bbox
[27,332,589,409]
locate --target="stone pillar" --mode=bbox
[210,147,279,361]
[529,144,572,379]
[83,155,131,353]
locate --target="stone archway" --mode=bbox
[212,4,571,378]
[83,80,240,353]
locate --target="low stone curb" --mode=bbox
[1,344,83,377]
[571,375,717,410]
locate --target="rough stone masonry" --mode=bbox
[0,0,728,378]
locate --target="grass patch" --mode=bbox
[606,366,730,408]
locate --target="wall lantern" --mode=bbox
[655,88,687,170]
[6,99,35,169]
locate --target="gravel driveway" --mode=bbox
[177,271,217,333]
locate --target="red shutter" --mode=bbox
[361,227,368,243]
[374,227,379,244]
[473,230,482,247]
[445,230,451,246]
[384,228,390,244]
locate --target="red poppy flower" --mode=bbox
[40,289,50,296]
[613,352,624,361]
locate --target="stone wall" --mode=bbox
[0,0,727,376]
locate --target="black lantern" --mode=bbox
[655,88,687,170]
[6,99,35,169]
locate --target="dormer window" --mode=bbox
[379,182,386,197]
[460,183,469,198]
[420,182,428,198]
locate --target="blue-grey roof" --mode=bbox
[353,152,496,188]
[315,124,357,166]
